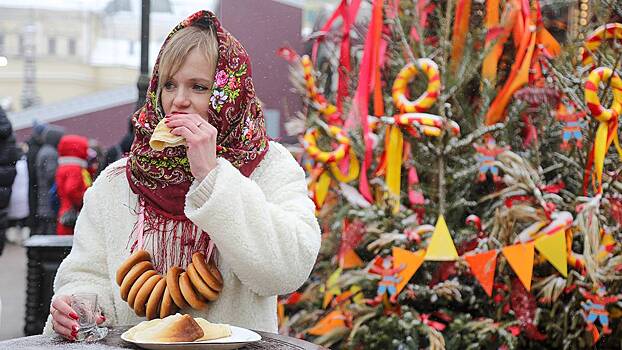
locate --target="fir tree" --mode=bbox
[279,1,622,348]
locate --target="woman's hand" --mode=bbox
[165,113,218,182]
[50,295,105,341]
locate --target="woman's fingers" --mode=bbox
[166,116,204,135]
[50,295,80,340]
[51,296,79,320]
[168,121,217,146]
[52,314,79,340]
[52,320,73,340]
[165,113,219,180]
[170,126,198,144]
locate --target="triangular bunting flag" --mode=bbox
[464,250,498,296]
[502,242,535,291]
[425,215,459,261]
[322,268,342,308]
[306,310,347,336]
[535,229,568,277]
[392,247,425,295]
[340,249,364,269]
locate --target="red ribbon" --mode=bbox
[311,0,362,114]
[350,0,385,201]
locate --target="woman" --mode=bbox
[46,10,320,340]
[55,135,91,235]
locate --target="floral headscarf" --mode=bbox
[125,10,269,272]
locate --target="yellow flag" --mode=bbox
[322,268,342,308]
[535,229,568,277]
[425,215,459,261]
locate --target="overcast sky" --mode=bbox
[0,0,217,15]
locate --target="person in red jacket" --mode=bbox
[55,135,91,235]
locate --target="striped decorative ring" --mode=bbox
[302,125,351,164]
[585,67,622,123]
[392,58,441,113]
[581,23,622,69]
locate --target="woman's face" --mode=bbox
[160,48,215,120]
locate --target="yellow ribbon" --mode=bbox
[329,149,360,183]
[386,125,404,214]
[314,171,332,210]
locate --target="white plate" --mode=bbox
[121,325,262,350]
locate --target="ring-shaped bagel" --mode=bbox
[133,274,161,317]
[120,261,153,301]
[179,272,207,310]
[146,277,167,320]
[187,263,219,301]
[166,266,189,309]
[159,286,178,319]
[192,252,223,292]
[208,261,224,286]
[116,250,151,285]
[127,269,158,307]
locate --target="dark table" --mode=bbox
[0,327,328,349]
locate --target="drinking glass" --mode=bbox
[70,293,108,342]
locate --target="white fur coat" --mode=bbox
[43,141,321,334]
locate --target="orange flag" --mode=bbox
[392,247,425,295]
[502,242,535,291]
[340,249,364,269]
[464,250,498,296]
[307,310,347,336]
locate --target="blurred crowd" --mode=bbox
[0,106,134,254]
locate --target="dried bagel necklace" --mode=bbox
[116,249,223,320]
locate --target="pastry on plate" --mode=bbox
[125,313,232,343]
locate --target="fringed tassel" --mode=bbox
[128,198,213,274]
[108,163,128,180]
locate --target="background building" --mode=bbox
[0,0,339,146]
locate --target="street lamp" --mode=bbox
[136,0,151,109]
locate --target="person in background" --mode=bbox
[101,116,134,171]
[6,143,30,244]
[26,121,46,234]
[35,124,64,235]
[55,135,91,235]
[0,106,19,255]
[86,139,105,180]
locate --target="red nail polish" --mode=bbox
[72,325,79,332]
[101,315,106,321]
[69,312,79,320]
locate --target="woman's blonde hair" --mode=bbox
[158,25,219,91]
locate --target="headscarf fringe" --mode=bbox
[128,203,211,273]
